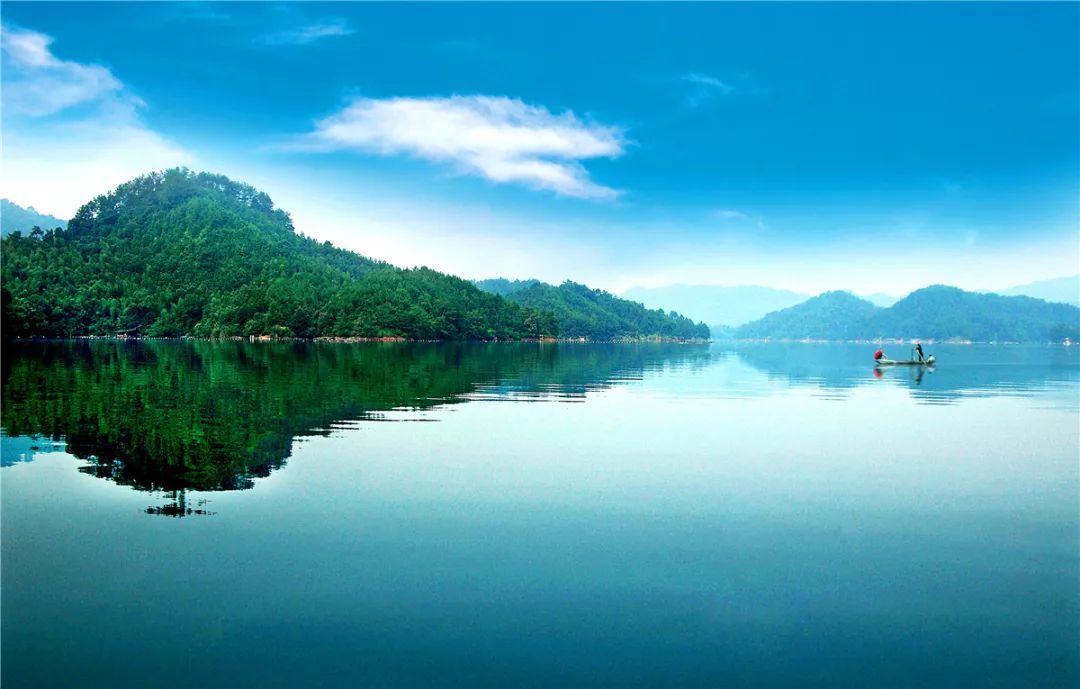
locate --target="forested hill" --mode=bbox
[735,291,881,341]
[1,199,67,236]
[868,286,1079,342]
[1,169,555,340]
[478,279,710,340]
[735,286,1080,343]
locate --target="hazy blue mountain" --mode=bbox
[1,199,67,236]
[473,278,540,297]
[735,285,1080,343]
[735,291,881,340]
[859,292,899,308]
[622,284,810,327]
[995,275,1079,306]
[707,324,737,340]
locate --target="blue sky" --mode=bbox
[2,2,1077,295]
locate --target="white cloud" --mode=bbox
[1,24,193,217]
[4,118,195,218]
[299,95,627,200]
[260,18,354,46]
[1,23,125,116]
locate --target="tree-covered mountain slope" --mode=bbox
[735,291,882,340]
[501,281,710,340]
[1,169,553,340]
[869,285,1080,342]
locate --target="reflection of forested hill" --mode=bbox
[1,340,710,492]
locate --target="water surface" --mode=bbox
[3,341,1077,688]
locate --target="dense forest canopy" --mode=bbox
[735,291,882,341]
[477,278,710,340]
[735,286,1080,343]
[1,169,709,341]
[1,170,549,339]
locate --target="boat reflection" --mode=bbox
[732,342,1078,404]
[874,363,934,385]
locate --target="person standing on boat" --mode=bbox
[874,347,885,361]
[915,342,925,362]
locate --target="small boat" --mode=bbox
[876,354,936,366]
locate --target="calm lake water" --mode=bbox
[2,340,1077,688]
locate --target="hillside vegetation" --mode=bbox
[1,170,553,340]
[478,279,710,340]
[1,169,706,341]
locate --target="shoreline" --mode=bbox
[4,336,1073,346]
[3,335,713,345]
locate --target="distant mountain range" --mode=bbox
[624,278,1077,340]
[622,284,903,329]
[734,286,1079,343]
[861,292,900,308]
[1,199,67,236]
[995,275,1079,307]
[622,285,810,327]
[475,279,709,340]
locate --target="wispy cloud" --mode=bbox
[682,71,735,108]
[164,3,232,25]
[298,95,627,200]
[713,209,750,221]
[1,23,192,216]
[712,208,766,230]
[260,18,354,46]
[1,23,125,116]
[683,72,734,95]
